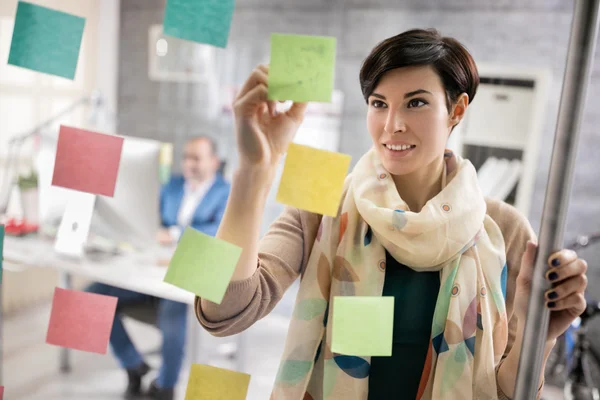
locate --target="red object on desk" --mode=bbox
[4,218,38,236]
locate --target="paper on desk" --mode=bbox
[331,296,394,357]
[52,125,124,197]
[185,364,250,400]
[46,287,118,354]
[0,225,4,284]
[54,191,96,258]
[163,0,235,48]
[276,143,350,217]
[163,227,242,304]
[8,1,85,79]
[268,33,337,103]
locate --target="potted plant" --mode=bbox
[18,170,39,225]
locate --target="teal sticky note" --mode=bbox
[164,227,242,304]
[0,225,4,284]
[331,296,394,357]
[163,0,235,48]
[8,1,85,79]
[268,33,337,103]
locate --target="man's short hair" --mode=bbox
[187,135,218,156]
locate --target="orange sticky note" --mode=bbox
[185,364,251,400]
[52,125,124,197]
[46,287,118,354]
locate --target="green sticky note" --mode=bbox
[164,227,242,304]
[8,1,85,79]
[163,0,235,48]
[268,33,337,103]
[0,225,4,284]
[331,296,394,357]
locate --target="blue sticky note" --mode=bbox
[0,225,4,284]
[8,1,85,79]
[163,0,235,48]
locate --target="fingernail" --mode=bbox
[548,301,556,309]
[551,257,560,267]
[548,272,559,281]
[548,291,558,300]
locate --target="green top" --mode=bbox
[368,251,441,399]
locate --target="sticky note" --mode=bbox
[163,0,235,48]
[8,1,85,79]
[276,143,350,217]
[52,126,124,197]
[331,296,394,356]
[0,225,4,284]
[0,386,3,399]
[164,227,242,304]
[46,287,118,354]
[268,33,337,103]
[185,364,250,400]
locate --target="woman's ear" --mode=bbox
[449,93,469,127]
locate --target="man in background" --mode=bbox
[87,136,230,400]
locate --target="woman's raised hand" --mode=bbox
[233,64,308,170]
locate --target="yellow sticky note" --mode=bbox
[184,364,251,400]
[331,296,394,356]
[276,143,351,217]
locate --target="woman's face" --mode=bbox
[366,65,467,177]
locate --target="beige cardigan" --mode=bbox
[195,198,542,399]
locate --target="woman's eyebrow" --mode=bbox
[404,89,432,98]
[370,89,433,100]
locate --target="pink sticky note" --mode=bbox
[0,386,4,399]
[46,287,118,354]
[52,125,124,197]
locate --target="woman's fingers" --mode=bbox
[285,102,308,123]
[545,274,587,302]
[235,65,278,117]
[546,257,587,284]
[547,249,578,269]
[235,66,268,101]
[546,291,586,314]
[233,83,269,117]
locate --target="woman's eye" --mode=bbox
[407,99,427,108]
[371,100,386,108]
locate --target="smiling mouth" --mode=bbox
[383,144,416,152]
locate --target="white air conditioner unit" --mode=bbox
[148,24,216,83]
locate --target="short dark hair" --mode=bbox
[359,28,479,113]
[188,135,218,156]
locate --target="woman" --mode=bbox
[195,29,588,399]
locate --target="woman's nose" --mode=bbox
[384,110,406,134]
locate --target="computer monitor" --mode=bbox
[93,136,161,249]
[37,133,162,251]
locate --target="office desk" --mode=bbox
[1,234,246,383]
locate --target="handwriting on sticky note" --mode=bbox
[46,288,118,354]
[268,33,337,103]
[331,296,394,357]
[8,1,85,79]
[163,0,235,48]
[51,126,124,197]
[185,364,250,400]
[164,228,242,304]
[276,143,350,217]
